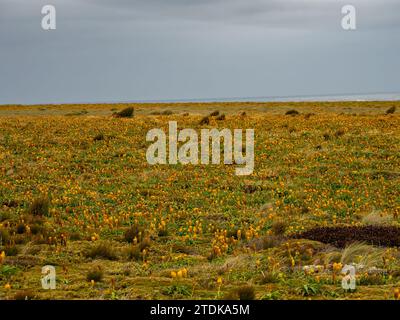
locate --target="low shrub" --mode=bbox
[114,107,134,118]
[294,225,400,248]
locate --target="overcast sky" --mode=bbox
[0,0,399,104]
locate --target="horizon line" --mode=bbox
[1,90,400,106]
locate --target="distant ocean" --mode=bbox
[149,92,400,103]
[35,92,400,105]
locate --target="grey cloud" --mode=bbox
[81,0,400,29]
[0,0,399,104]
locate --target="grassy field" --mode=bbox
[0,101,399,300]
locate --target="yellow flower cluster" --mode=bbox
[170,268,188,279]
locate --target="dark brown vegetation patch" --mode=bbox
[293,226,400,248]
[199,116,210,125]
[113,107,134,118]
[386,106,396,114]
[209,110,220,117]
[285,109,300,116]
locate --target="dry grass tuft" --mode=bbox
[271,220,287,236]
[340,242,384,269]
[228,285,256,300]
[361,210,393,226]
[86,242,118,260]
[86,265,104,282]
[28,196,49,216]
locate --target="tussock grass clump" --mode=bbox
[29,222,46,236]
[126,245,142,261]
[2,244,20,256]
[361,210,393,226]
[2,200,19,208]
[258,272,279,284]
[0,229,10,245]
[323,133,331,140]
[248,235,283,251]
[65,110,88,116]
[16,223,26,234]
[243,184,259,194]
[113,107,134,118]
[359,274,386,286]
[162,110,173,115]
[226,285,256,300]
[216,114,226,121]
[93,133,104,141]
[126,238,151,261]
[86,266,103,282]
[335,129,345,137]
[0,212,12,223]
[285,109,300,116]
[386,106,396,114]
[209,110,220,117]
[138,237,151,251]
[86,242,118,260]
[271,220,287,236]
[158,226,169,237]
[340,242,384,269]
[13,290,35,300]
[294,226,400,248]
[69,231,82,241]
[28,196,49,216]
[172,244,197,255]
[124,224,146,243]
[199,116,210,125]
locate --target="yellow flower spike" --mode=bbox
[0,251,5,264]
[182,268,188,278]
[91,280,95,287]
[4,283,11,290]
[217,277,223,285]
[177,270,183,278]
[171,271,177,279]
